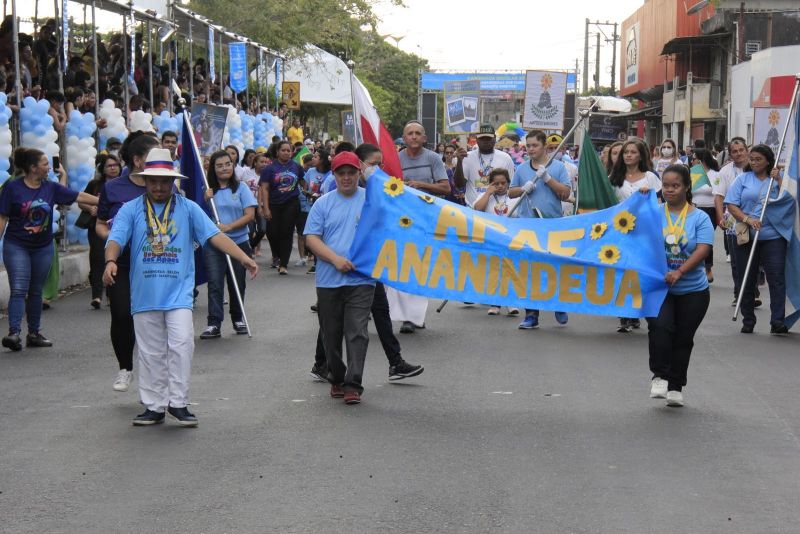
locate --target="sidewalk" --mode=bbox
[0,246,90,310]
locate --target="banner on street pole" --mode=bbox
[228,42,247,93]
[523,70,567,131]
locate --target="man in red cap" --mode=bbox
[304,152,375,405]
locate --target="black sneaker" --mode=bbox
[389,360,424,381]
[26,332,53,347]
[629,318,641,329]
[310,364,328,382]
[771,323,789,336]
[310,304,318,313]
[232,321,248,335]
[399,321,416,334]
[740,324,754,334]
[307,265,316,274]
[199,326,221,339]
[2,333,22,351]
[617,319,632,333]
[754,298,763,308]
[132,409,165,426]
[167,406,198,427]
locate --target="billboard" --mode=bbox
[753,107,795,166]
[523,71,567,131]
[420,72,577,92]
[443,80,480,134]
[625,22,640,88]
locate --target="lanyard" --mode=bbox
[145,195,173,237]
[664,202,689,244]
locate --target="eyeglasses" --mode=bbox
[215,161,233,169]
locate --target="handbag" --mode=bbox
[74,210,93,230]
[735,221,750,245]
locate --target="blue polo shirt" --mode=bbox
[510,159,571,218]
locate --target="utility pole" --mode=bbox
[595,32,601,92]
[583,18,590,94]
[609,22,619,94]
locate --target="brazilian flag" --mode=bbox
[690,164,711,191]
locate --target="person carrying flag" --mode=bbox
[104,148,259,427]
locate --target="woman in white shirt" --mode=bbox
[652,138,683,176]
[609,138,662,333]
[690,148,720,282]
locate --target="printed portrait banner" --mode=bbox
[523,71,568,131]
[753,107,796,166]
[190,103,228,156]
[228,42,248,93]
[350,170,669,318]
[443,80,480,135]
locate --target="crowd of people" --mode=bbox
[0,96,794,421]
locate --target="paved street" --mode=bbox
[2,243,800,533]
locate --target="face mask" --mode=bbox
[547,149,562,161]
[661,147,673,157]
[363,165,379,181]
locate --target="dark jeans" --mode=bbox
[698,206,717,268]
[204,240,251,327]
[107,263,136,371]
[267,199,299,267]
[647,288,710,391]
[314,282,402,368]
[88,225,106,300]
[734,237,787,327]
[317,284,375,393]
[3,240,53,334]
[249,215,268,250]
[727,233,740,297]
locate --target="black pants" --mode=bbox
[315,282,402,367]
[734,237,787,327]
[698,206,717,268]
[647,288,710,391]
[87,225,106,300]
[317,285,375,393]
[106,263,136,371]
[249,215,268,250]
[266,199,299,268]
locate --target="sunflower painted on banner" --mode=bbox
[349,170,669,318]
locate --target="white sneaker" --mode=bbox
[113,369,133,392]
[507,307,520,316]
[294,259,307,267]
[650,377,668,399]
[666,390,684,407]
[487,307,500,315]
[726,254,731,263]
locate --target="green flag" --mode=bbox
[690,164,711,191]
[575,133,618,212]
[293,145,311,164]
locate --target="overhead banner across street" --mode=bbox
[350,171,669,318]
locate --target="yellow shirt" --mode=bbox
[287,126,304,146]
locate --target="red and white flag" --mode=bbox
[352,76,403,179]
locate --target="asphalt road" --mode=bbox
[1,244,799,533]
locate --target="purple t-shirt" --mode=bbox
[97,168,146,266]
[0,178,78,248]
[259,160,305,205]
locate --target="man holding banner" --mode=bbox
[509,130,572,329]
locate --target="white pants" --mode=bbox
[133,309,194,412]
[385,287,428,327]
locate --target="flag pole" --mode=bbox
[174,84,253,337]
[733,73,800,322]
[347,60,362,144]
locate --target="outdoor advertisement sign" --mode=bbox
[443,80,480,134]
[523,70,567,131]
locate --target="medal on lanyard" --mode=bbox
[146,196,173,255]
[664,203,689,254]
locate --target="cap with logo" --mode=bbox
[476,123,496,139]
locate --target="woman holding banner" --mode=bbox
[724,144,792,336]
[610,139,661,333]
[644,164,713,407]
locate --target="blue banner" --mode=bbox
[420,72,577,92]
[349,171,669,318]
[180,112,210,286]
[62,0,69,70]
[229,42,247,93]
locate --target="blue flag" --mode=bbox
[773,89,800,328]
[180,112,211,286]
[350,170,669,318]
[229,42,247,93]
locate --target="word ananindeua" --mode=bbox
[370,208,642,309]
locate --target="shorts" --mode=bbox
[296,211,309,234]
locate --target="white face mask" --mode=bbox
[660,147,674,158]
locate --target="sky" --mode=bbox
[371,0,645,88]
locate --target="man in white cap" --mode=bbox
[104,148,259,427]
[453,123,516,208]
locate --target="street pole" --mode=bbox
[595,32,601,92]
[583,18,589,94]
[610,22,618,93]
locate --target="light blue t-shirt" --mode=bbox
[304,187,374,288]
[107,194,220,314]
[723,171,781,241]
[321,172,337,195]
[206,185,257,244]
[661,207,713,295]
[510,159,571,218]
